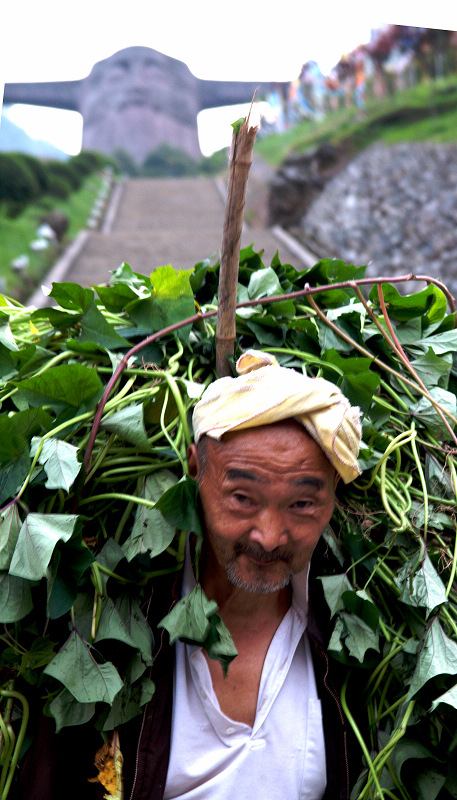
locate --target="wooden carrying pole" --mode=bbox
[216,115,258,377]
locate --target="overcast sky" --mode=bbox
[1,0,456,154]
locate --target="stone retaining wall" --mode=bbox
[295,141,457,297]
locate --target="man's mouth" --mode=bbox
[234,544,292,566]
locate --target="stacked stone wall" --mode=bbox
[295,141,457,296]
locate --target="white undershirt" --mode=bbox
[164,544,326,800]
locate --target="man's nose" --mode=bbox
[129,63,148,86]
[249,508,288,551]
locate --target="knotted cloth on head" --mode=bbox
[192,350,362,484]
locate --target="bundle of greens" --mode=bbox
[1,247,457,799]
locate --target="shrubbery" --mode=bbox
[46,161,82,192]
[70,150,109,176]
[113,144,228,178]
[142,143,199,177]
[0,144,223,219]
[113,148,140,178]
[0,153,40,210]
[199,148,228,175]
[45,174,73,200]
[0,150,109,218]
[14,154,50,195]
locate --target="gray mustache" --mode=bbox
[233,543,293,564]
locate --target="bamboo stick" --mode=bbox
[216,114,258,377]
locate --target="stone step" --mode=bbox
[67,229,223,282]
[69,226,307,286]
[30,176,318,305]
[65,177,312,287]
[112,177,226,232]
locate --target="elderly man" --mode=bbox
[15,350,362,800]
[121,349,362,800]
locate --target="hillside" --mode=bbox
[252,75,457,300]
[0,111,68,159]
[254,77,457,167]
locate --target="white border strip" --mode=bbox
[101,179,125,234]
[26,229,90,307]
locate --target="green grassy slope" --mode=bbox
[255,77,457,166]
[0,173,106,303]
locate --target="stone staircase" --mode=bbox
[29,174,316,304]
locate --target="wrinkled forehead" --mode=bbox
[108,49,165,69]
[203,421,335,474]
[87,47,191,83]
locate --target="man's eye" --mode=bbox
[234,493,252,505]
[292,500,311,510]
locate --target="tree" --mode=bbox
[142,144,199,178]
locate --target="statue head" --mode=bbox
[78,46,201,161]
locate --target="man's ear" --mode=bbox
[187,444,199,479]
[334,472,341,490]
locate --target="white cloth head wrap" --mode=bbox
[192,350,362,484]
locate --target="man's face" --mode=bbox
[187,421,338,595]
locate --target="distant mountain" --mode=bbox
[0,113,68,159]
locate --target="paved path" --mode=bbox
[28,171,317,308]
[59,175,313,288]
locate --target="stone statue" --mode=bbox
[4,47,280,163]
[78,47,202,160]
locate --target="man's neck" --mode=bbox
[199,557,292,727]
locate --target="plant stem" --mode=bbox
[216,114,258,377]
[340,675,386,800]
[0,687,29,800]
